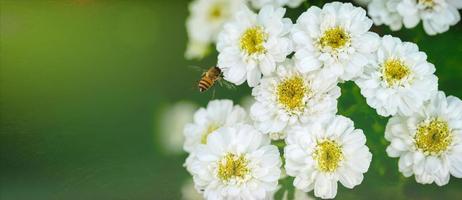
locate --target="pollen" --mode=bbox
[314,140,343,172]
[319,27,350,50]
[276,76,309,114]
[419,0,435,8]
[415,119,452,155]
[217,153,250,183]
[239,26,268,55]
[382,58,411,86]
[201,124,220,144]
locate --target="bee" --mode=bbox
[198,66,222,92]
[192,66,236,93]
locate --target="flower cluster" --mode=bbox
[185,0,305,60]
[366,0,462,35]
[181,1,462,199]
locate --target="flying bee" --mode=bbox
[191,66,236,93]
[198,66,221,92]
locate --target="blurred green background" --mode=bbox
[0,0,461,199]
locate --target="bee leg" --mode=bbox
[212,88,216,99]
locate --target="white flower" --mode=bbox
[181,179,204,200]
[240,96,289,141]
[291,2,380,81]
[217,5,293,87]
[355,35,438,117]
[385,91,462,186]
[158,101,197,154]
[396,0,462,35]
[247,0,305,9]
[189,124,282,199]
[185,0,244,59]
[183,99,248,174]
[250,60,340,134]
[368,0,403,31]
[284,115,372,199]
[242,95,289,141]
[183,99,248,153]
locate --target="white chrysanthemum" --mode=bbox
[158,101,197,154]
[355,35,438,117]
[385,91,462,186]
[291,2,380,81]
[396,0,462,35]
[240,96,289,141]
[250,60,340,134]
[183,99,248,153]
[181,179,204,200]
[217,5,293,87]
[185,0,244,59]
[285,115,372,199]
[368,0,403,31]
[247,0,305,9]
[242,94,288,141]
[189,124,282,199]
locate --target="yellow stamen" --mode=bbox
[217,153,250,183]
[382,58,410,86]
[239,26,267,55]
[276,76,309,114]
[419,0,435,8]
[208,5,223,20]
[314,140,343,172]
[319,27,350,50]
[415,119,452,155]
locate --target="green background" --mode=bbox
[0,0,461,199]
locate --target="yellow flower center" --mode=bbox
[319,27,350,50]
[415,119,452,155]
[419,0,435,8]
[314,140,343,172]
[200,124,220,144]
[382,58,411,86]
[217,153,250,183]
[239,26,267,55]
[276,76,309,114]
[208,4,223,20]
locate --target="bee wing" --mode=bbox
[218,79,237,90]
[188,65,206,73]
